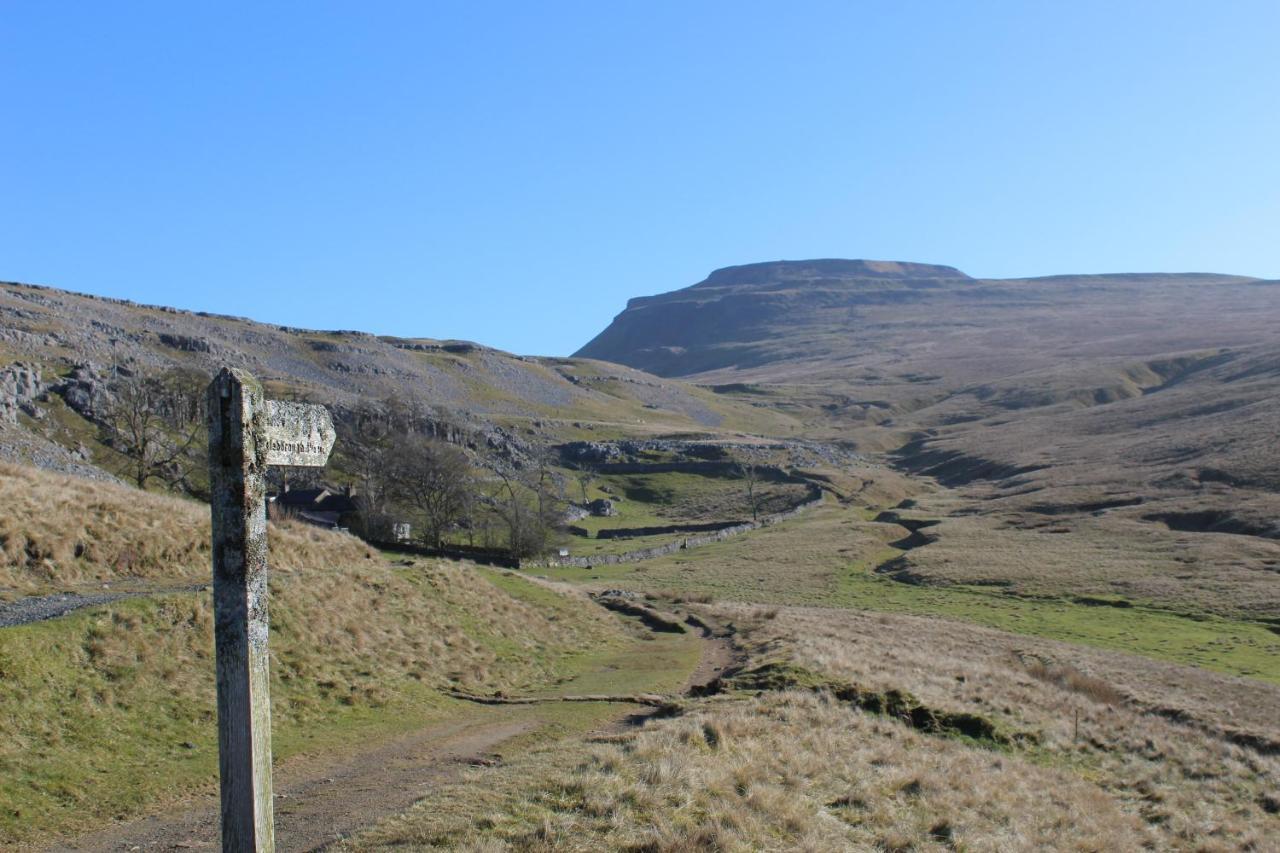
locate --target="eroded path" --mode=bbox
[59,712,538,852]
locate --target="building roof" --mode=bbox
[272,486,358,515]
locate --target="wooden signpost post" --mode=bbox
[207,368,335,853]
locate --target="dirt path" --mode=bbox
[683,619,739,691]
[52,613,738,853]
[56,710,536,853]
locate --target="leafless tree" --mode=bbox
[98,369,204,490]
[734,458,763,522]
[572,463,596,505]
[391,436,474,548]
[490,450,566,558]
[346,440,396,539]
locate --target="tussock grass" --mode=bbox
[879,505,1280,622]
[0,461,371,597]
[349,691,1153,851]
[552,501,1280,683]
[705,603,1280,848]
[353,603,1280,850]
[1019,653,1126,706]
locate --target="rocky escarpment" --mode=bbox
[574,260,1266,385]
[0,363,45,425]
[0,280,736,428]
[574,259,973,377]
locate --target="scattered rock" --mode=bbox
[55,363,113,419]
[0,362,46,424]
[588,498,618,517]
[157,332,212,353]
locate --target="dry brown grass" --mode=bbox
[703,603,1280,848]
[1016,652,1125,706]
[1,552,626,843]
[559,500,895,604]
[350,690,1156,851]
[0,460,372,597]
[347,600,1280,850]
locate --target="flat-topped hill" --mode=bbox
[691,258,972,289]
[575,258,1265,381]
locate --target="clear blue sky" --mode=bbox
[3,2,1277,355]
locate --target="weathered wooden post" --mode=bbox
[207,367,335,853]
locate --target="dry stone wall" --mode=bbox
[527,484,824,569]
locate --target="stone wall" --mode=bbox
[595,519,747,540]
[527,484,824,570]
[594,461,805,483]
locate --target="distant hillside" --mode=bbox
[575,258,1267,384]
[0,280,798,481]
[576,259,1280,599]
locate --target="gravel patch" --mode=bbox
[0,585,204,628]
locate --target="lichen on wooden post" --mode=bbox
[207,367,275,853]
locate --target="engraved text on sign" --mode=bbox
[263,400,336,467]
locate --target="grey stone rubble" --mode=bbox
[0,585,206,628]
[1,359,124,425]
[57,362,116,419]
[0,360,128,481]
[593,589,640,600]
[0,591,129,628]
[587,498,618,517]
[0,424,120,482]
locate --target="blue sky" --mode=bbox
[2,2,1277,355]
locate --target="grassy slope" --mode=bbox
[539,499,1280,684]
[0,281,803,484]
[0,463,679,845]
[350,495,1280,851]
[357,602,1278,851]
[0,461,371,598]
[558,469,807,559]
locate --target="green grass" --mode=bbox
[555,468,777,559]
[534,557,661,584]
[0,562,636,844]
[0,593,454,842]
[562,532,687,559]
[500,626,705,754]
[539,503,1280,685]
[829,553,1280,685]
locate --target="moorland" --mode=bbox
[1,260,1277,850]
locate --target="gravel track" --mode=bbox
[0,585,204,628]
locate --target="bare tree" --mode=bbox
[491,467,530,556]
[391,437,474,548]
[572,463,596,506]
[734,459,762,522]
[489,450,565,558]
[99,369,204,490]
[346,440,396,539]
[332,400,400,538]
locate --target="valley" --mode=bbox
[1,260,1278,850]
